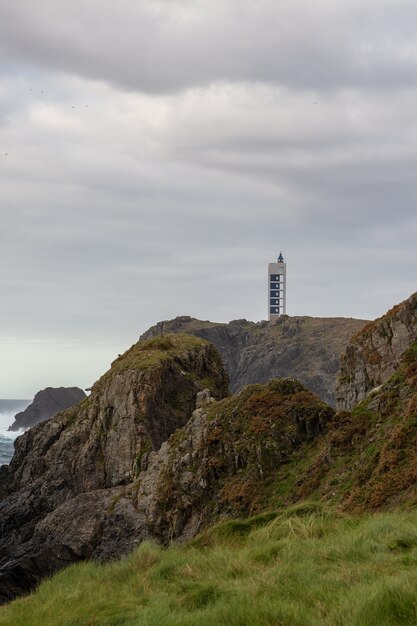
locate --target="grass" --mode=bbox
[4,505,417,625]
[91,333,228,401]
[109,334,210,374]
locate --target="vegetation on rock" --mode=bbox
[127,378,333,545]
[292,341,417,510]
[109,334,214,373]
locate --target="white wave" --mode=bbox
[0,428,22,441]
[0,412,25,438]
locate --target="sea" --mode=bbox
[0,399,31,465]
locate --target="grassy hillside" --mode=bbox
[2,325,416,623]
[3,504,417,625]
[270,341,417,511]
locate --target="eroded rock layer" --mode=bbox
[336,292,417,410]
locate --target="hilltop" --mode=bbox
[141,314,368,406]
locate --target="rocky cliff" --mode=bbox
[336,292,417,410]
[291,338,417,512]
[131,379,333,544]
[0,334,229,602]
[2,296,415,605]
[141,315,368,407]
[8,387,87,432]
[0,333,332,603]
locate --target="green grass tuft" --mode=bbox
[5,507,417,625]
[109,333,209,374]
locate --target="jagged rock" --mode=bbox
[1,377,333,590]
[131,378,334,543]
[295,339,417,511]
[0,334,228,603]
[140,314,368,406]
[195,388,214,408]
[5,297,405,605]
[0,330,333,604]
[8,387,87,432]
[336,292,417,410]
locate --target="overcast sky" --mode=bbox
[1,0,416,397]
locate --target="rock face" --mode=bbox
[11,379,332,570]
[2,299,417,607]
[336,292,417,410]
[132,379,333,544]
[0,332,333,603]
[0,334,229,603]
[0,376,332,603]
[140,315,368,407]
[295,339,417,512]
[8,387,87,431]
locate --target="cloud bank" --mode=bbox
[0,0,416,395]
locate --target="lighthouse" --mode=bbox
[268,252,286,320]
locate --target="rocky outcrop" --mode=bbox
[141,315,368,407]
[8,387,87,432]
[131,379,333,544]
[294,339,417,511]
[0,376,332,603]
[2,300,416,607]
[336,292,417,410]
[0,334,228,603]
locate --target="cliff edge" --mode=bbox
[0,334,228,602]
[141,315,368,407]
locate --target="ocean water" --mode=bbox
[0,399,31,465]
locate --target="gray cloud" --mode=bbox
[1,1,417,93]
[0,1,416,396]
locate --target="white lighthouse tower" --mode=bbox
[268,252,286,320]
